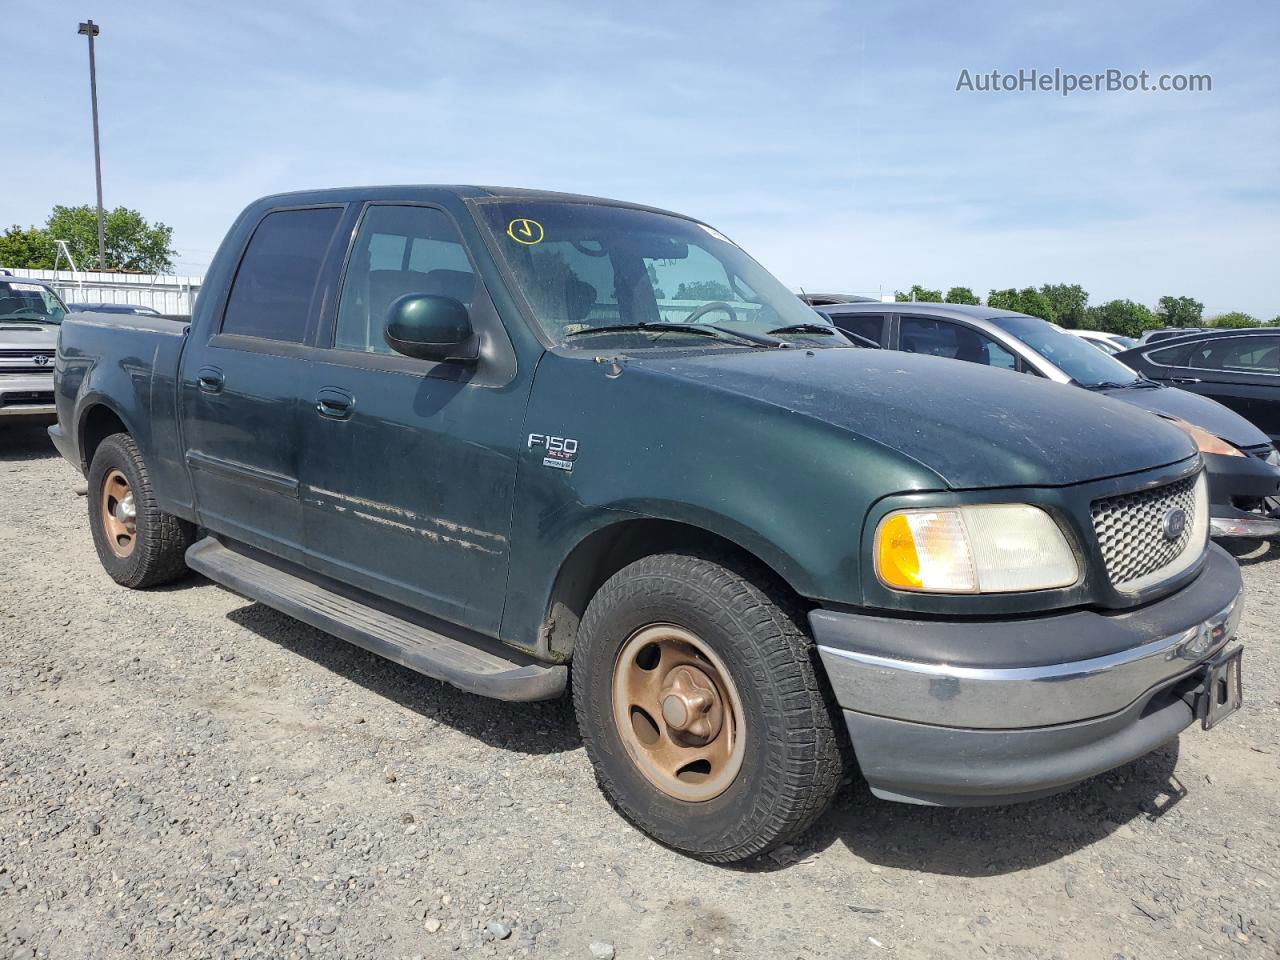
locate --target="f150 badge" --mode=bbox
[528,433,578,472]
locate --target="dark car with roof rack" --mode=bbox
[50,185,1245,862]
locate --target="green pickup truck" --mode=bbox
[51,186,1244,862]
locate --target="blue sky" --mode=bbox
[8,0,1279,317]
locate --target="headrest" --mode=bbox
[565,277,595,323]
[424,269,476,305]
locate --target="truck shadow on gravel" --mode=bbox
[1220,537,1278,566]
[789,743,1186,877]
[218,594,1188,875]
[225,601,581,757]
[0,422,58,461]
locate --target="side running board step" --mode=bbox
[185,537,566,702]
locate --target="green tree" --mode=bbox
[0,205,177,273]
[1207,311,1260,329]
[987,287,1056,322]
[894,284,943,303]
[1039,283,1088,327]
[1086,299,1160,338]
[0,225,56,268]
[1156,295,1204,328]
[943,286,980,305]
[46,205,177,273]
[674,279,733,301]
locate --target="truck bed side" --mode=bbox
[54,312,195,520]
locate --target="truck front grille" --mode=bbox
[0,348,55,374]
[1091,471,1207,593]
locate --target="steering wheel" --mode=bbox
[683,301,738,325]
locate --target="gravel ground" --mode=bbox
[2,421,1278,960]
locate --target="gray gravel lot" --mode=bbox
[2,421,1278,960]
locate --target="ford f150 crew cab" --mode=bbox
[51,186,1245,863]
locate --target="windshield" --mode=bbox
[990,314,1139,386]
[476,200,839,348]
[0,281,67,324]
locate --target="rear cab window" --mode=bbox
[221,207,343,343]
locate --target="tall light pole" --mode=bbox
[78,19,106,271]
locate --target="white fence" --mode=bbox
[1,266,202,316]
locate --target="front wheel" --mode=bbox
[571,552,843,862]
[87,433,195,588]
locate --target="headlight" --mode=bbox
[875,504,1079,594]
[1267,448,1279,468]
[1160,416,1244,458]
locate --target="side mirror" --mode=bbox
[383,294,478,363]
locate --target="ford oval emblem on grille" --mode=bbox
[1163,507,1187,541]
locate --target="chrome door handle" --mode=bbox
[196,367,224,394]
[316,388,354,420]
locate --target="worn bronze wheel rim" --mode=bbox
[612,624,746,802]
[100,468,137,559]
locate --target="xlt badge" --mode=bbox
[528,433,578,472]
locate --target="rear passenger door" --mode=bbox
[180,205,345,564]
[299,203,523,636]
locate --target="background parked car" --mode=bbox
[818,302,1280,538]
[1068,329,1138,355]
[0,275,64,421]
[1116,329,1280,447]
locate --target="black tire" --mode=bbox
[87,433,195,588]
[571,551,843,863]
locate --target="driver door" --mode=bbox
[299,203,525,635]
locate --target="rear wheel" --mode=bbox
[88,433,195,588]
[572,551,843,862]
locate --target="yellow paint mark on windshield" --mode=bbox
[507,218,544,245]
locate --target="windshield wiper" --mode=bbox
[563,322,784,348]
[1081,376,1162,391]
[767,323,842,336]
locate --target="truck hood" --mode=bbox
[632,348,1197,489]
[0,323,59,345]
[1096,383,1271,450]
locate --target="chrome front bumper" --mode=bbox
[817,593,1241,729]
[0,373,56,417]
[810,544,1245,806]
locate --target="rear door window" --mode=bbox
[899,316,1018,370]
[221,207,343,342]
[1188,336,1280,375]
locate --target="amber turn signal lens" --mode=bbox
[876,513,922,589]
